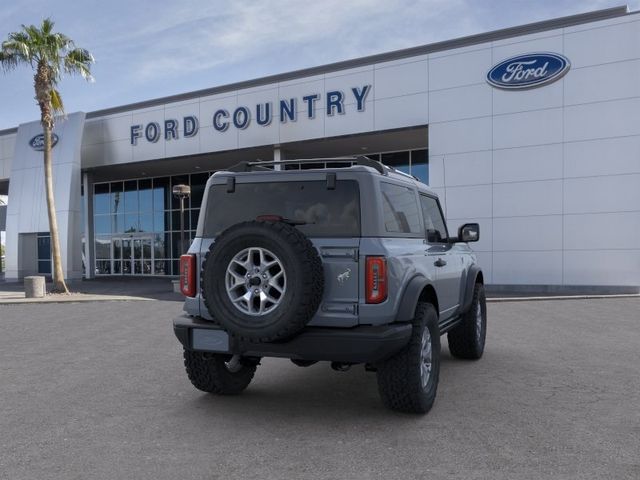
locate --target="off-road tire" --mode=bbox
[183,350,256,394]
[201,221,324,342]
[448,282,486,360]
[376,302,440,414]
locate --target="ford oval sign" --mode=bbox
[29,133,59,151]
[487,53,570,90]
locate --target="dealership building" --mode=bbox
[0,6,639,292]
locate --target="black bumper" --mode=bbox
[173,315,412,364]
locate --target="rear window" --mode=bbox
[203,180,360,237]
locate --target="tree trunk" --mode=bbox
[43,123,69,293]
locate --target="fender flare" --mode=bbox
[396,276,432,323]
[459,265,483,314]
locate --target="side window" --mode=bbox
[420,195,448,243]
[380,182,422,234]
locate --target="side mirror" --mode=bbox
[458,223,480,242]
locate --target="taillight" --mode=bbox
[366,256,387,304]
[180,254,197,297]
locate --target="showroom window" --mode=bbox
[369,149,428,184]
[93,172,211,276]
[283,148,429,184]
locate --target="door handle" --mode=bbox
[434,258,447,267]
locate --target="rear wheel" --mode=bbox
[183,350,257,395]
[448,283,487,360]
[376,302,440,414]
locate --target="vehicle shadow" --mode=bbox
[180,347,509,423]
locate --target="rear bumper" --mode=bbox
[173,315,412,364]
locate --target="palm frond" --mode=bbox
[50,88,64,114]
[0,50,18,71]
[64,48,94,81]
[1,33,32,64]
[41,18,55,36]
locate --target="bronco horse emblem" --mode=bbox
[337,268,351,284]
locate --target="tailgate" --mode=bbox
[308,238,360,327]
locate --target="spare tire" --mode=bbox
[201,220,324,342]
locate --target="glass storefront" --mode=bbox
[91,149,427,276]
[372,149,428,184]
[93,172,210,276]
[284,149,429,184]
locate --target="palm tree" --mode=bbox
[0,18,93,293]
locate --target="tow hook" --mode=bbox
[225,355,243,373]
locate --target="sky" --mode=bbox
[0,0,639,131]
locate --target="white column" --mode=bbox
[274,145,282,170]
[82,172,94,279]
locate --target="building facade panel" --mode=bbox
[492,180,563,217]
[492,215,563,251]
[563,174,640,214]
[564,19,640,68]
[429,116,492,155]
[437,150,493,187]
[563,211,640,250]
[493,251,563,284]
[491,80,564,116]
[492,143,563,183]
[373,93,428,131]
[428,83,492,123]
[102,113,135,143]
[492,108,563,150]
[564,97,640,142]
[563,136,640,178]
[102,139,134,167]
[491,33,564,60]
[443,184,493,219]
[325,96,376,137]
[563,250,640,286]
[373,60,428,100]
[428,48,492,91]
[564,59,640,106]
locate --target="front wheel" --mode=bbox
[376,302,440,414]
[183,350,257,395]
[448,282,487,360]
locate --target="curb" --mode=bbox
[0,295,154,305]
[487,294,640,303]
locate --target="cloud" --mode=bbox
[103,0,473,83]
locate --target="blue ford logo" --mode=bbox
[487,53,570,90]
[29,133,59,151]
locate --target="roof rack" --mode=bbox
[387,166,420,182]
[226,156,386,174]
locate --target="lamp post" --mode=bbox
[172,184,191,255]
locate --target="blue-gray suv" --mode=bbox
[173,157,486,414]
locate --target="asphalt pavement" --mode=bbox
[0,297,639,479]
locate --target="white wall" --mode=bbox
[429,14,640,288]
